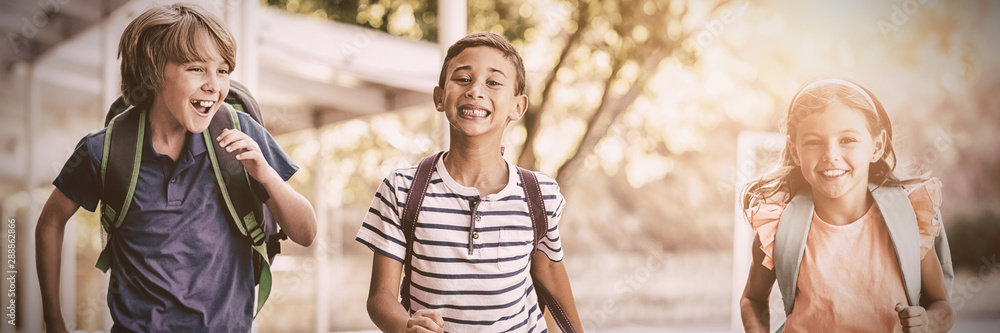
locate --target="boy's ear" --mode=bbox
[433,86,444,112]
[871,129,887,162]
[509,94,528,121]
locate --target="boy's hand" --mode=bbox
[216,128,278,184]
[406,309,444,333]
[895,302,929,333]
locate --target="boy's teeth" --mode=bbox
[462,108,487,117]
[197,101,215,107]
[822,169,847,177]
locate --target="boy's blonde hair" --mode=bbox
[118,3,236,106]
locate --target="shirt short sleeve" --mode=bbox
[535,173,566,262]
[355,169,409,263]
[52,132,105,212]
[746,204,786,270]
[905,178,944,260]
[237,112,299,201]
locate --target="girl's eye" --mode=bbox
[804,139,822,146]
[840,137,858,144]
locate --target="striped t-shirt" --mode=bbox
[356,156,566,332]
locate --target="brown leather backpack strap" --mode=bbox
[399,152,443,311]
[518,167,578,333]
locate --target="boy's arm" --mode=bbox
[530,251,583,330]
[367,253,444,333]
[216,128,317,246]
[35,189,80,333]
[740,234,775,333]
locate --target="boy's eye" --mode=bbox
[487,80,502,87]
[452,77,471,84]
[218,68,230,75]
[188,67,204,73]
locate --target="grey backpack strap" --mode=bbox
[774,191,814,315]
[872,184,933,307]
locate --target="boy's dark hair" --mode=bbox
[118,3,236,107]
[438,32,526,95]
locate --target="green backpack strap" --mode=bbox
[871,185,921,306]
[96,106,146,272]
[203,104,272,317]
[774,191,814,316]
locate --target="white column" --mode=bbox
[313,112,330,333]
[236,0,259,93]
[22,62,43,333]
[437,0,467,149]
[100,14,122,331]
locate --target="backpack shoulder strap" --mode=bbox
[871,185,922,306]
[399,152,443,311]
[774,191,814,315]
[96,106,146,272]
[516,167,548,253]
[518,167,578,333]
[203,104,273,317]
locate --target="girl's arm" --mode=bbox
[740,234,776,333]
[367,253,444,333]
[897,247,954,332]
[530,251,584,330]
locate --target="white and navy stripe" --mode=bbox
[356,156,565,332]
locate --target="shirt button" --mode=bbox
[475,215,482,222]
[170,177,177,183]
[473,232,480,239]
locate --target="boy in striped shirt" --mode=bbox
[356,32,582,332]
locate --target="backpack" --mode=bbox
[400,152,578,333]
[773,184,954,318]
[96,80,285,317]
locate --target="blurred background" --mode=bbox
[1,0,998,332]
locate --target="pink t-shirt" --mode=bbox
[748,179,943,332]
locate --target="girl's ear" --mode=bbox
[433,86,444,112]
[872,129,887,162]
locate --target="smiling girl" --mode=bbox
[739,78,954,332]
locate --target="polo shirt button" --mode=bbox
[475,215,482,222]
[170,177,177,183]
[473,232,480,239]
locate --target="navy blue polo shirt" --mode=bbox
[53,111,297,333]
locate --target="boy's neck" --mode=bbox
[811,186,873,226]
[444,139,509,196]
[148,103,188,161]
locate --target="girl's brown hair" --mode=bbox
[741,78,921,213]
[118,3,236,107]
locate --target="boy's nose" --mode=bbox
[465,84,484,99]
[203,74,221,93]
